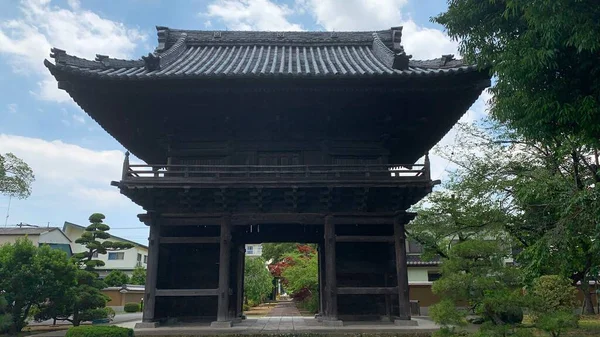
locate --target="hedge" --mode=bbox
[65,326,133,337]
[124,302,141,313]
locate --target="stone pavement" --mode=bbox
[266,300,302,317]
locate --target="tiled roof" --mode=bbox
[407,255,441,266]
[45,26,478,80]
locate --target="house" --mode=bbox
[63,221,148,278]
[103,284,145,310]
[245,244,263,257]
[0,227,72,256]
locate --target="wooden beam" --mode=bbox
[159,236,219,244]
[216,216,232,322]
[394,217,411,321]
[323,215,338,320]
[337,287,398,295]
[142,213,159,323]
[155,289,218,297]
[335,235,394,243]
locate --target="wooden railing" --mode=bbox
[120,153,431,183]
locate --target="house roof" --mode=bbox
[63,221,148,249]
[407,255,441,266]
[44,26,477,80]
[0,227,72,242]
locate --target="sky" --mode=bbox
[0,0,490,244]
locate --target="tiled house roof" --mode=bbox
[44,26,476,80]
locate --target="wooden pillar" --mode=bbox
[318,242,325,317]
[235,244,245,319]
[213,216,232,327]
[394,217,411,321]
[323,216,341,325]
[142,214,160,323]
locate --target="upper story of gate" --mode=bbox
[45,26,490,174]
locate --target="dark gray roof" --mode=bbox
[45,26,477,80]
[407,255,441,266]
[0,227,60,235]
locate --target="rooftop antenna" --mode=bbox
[4,196,11,227]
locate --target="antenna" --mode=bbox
[4,196,11,227]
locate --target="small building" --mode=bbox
[63,221,149,277]
[0,227,72,256]
[103,284,145,310]
[245,244,263,257]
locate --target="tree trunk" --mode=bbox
[580,281,595,314]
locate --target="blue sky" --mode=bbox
[0,0,489,244]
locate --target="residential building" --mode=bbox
[63,222,148,277]
[245,244,262,257]
[0,227,72,256]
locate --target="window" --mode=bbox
[255,245,262,255]
[246,245,254,255]
[108,252,125,260]
[428,272,441,282]
[137,253,142,262]
[143,255,148,264]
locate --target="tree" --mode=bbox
[104,270,129,287]
[434,0,600,147]
[244,257,273,305]
[0,153,34,199]
[280,246,318,311]
[417,122,600,314]
[262,243,304,263]
[430,240,525,336]
[62,213,135,326]
[0,239,76,334]
[0,294,11,334]
[129,266,146,285]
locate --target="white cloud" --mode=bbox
[297,0,457,59]
[0,0,146,103]
[7,103,18,114]
[202,0,303,31]
[72,113,85,124]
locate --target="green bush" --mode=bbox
[79,308,108,322]
[530,275,578,316]
[499,306,524,324]
[124,302,140,313]
[536,311,578,337]
[65,326,133,337]
[104,307,116,320]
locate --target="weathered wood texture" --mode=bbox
[155,289,218,296]
[394,218,411,320]
[323,216,338,320]
[337,287,398,295]
[216,216,232,322]
[142,216,159,322]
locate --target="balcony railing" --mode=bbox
[120,153,431,183]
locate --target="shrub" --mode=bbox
[536,311,578,337]
[124,302,140,313]
[65,326,133,337]
[530,275,578,318]
[104,307,116,320]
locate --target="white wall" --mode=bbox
[39,229,70,245]
[0,235,40,246]
[245,244,263,257]
[408,267,438,283]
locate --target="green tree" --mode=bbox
[279,246,319,313]
[244,257,273,305]
[434,0,600,146]
[0,294,11,334]
[0,153,34,199]
[262,243,303,262]
[421,122,600,314]
[63,213,135,326]
[129,266,146,285]
[430,240,525,335]
[0,238,76,334]
[104,270,130,287]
